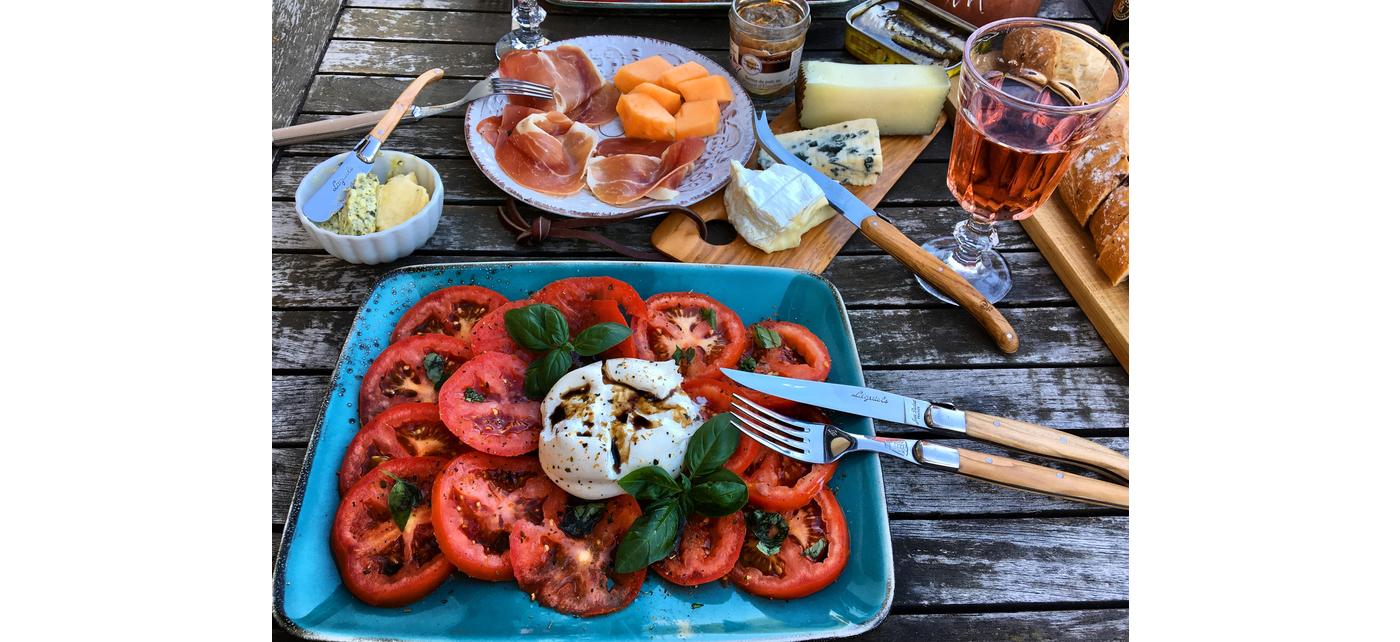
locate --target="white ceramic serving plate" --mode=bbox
[295,151,445,265]
[465,35,756,218]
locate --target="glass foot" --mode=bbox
[495,32,549,60]
[916,237,1013,305]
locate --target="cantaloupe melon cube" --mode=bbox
[658,61,709,93]
[617,93,676,141]
[676,75,734,104]
[675,99,720,139]
[630,82,683,114]
[613,56,674,94]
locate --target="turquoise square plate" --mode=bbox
[275,261,893,641]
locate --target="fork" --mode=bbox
[271,76,556,146]
[730,395,1128,510]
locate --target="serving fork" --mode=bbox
[271,77,555,146]
[729,395,1129,510]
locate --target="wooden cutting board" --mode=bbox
[650,105,946,272]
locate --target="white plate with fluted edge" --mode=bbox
[465,35,756,218]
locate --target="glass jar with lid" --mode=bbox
[729,0,811,96]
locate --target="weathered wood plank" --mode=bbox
[342,0,864,19]
[273,0,342,128]
[273,376,333,442]
[320,39,743,77]
[273,307,1114,370]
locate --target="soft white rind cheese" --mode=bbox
[798,61,950,135]
[724,161,838,254]
[758,118,883,186]
[538,359,702,500]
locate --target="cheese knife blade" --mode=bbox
[303,151,373,223]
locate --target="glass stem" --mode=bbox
[949,215,999,269]
[513,0,546,49]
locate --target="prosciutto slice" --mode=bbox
[491,105,600,196]
[585,137,706,205]
[498,46,618,126]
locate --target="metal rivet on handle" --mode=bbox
[985,458,993,464]
[993,420,1001,427]
[1060,436,1068,443]
[1056,473,1064,479]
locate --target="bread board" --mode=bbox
[650,104,946,272]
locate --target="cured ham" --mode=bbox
[585,137,706,205]
[491,105,600,196]
[498,46,618,126]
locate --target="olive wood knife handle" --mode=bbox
[964,411,1129,482]
[859,216,1019,353]
[957,448,1128,509]
[368,68,444,144]
[272,110,391,146]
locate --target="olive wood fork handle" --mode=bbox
[955,448,1128,509]
[963,411,1129,482]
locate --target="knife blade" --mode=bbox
[720,368,964,433]
[753,113,1019,354]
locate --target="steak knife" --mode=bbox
[754,112,1018,354]
[721,368,1128,482]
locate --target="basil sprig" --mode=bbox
[504,303,631,399]
[422,352,448,391]
[754,325,782,350]
[613,413,748,572]
[383,472,422,531]
[745,508,788,556]
[560,501,607,538]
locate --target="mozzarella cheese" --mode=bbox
[758,118,883,186]
[724,161,838,254]
[538,359,702,500]
[797,61,950,135]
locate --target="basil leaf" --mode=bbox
[614,498,683,573]
[462,387,485,402]
[560,501,606,538]
[505,303,569,351]
[383,472,422,531]
[572,322,632,357]
[754,325,782,350]
[802,537,828,560]
[684,413,739,479]
[738,355,758,372]
[745,508,788,556]
[701,308,718,329]
[671,346,695,366]
[618,465,684,502]
[687,468,748,517]
[524,348,572,399]
[422,352,448,391]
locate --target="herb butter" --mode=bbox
[319,173,380,236]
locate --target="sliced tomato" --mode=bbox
[467,300,538,362]
[331,456,452,607]
[725,434,837,512]
[431,451,568,581]
[587,299,640,359]
[391,285,508,345]
[339,403,468,495]
[509,495,645,617]
[438,351,542,456]
[682,374,797,416]
[739,321,832,382]
[643,292,748,378]
[358,335,472,425]
[653,512,746,586]
[533,276,652,359]
[729,488,850,600]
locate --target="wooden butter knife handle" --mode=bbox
[965,411,1129,482]
[859,216,1019,353]
[272,110,390,146]
[957,448,1128,509]
[368,68,444,143]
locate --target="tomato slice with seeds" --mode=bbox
[331,457,453,607]
[739,321,832,382]
[725,434,837,512]
[430,451,568,581]
[533,277,652,359]
[729,488,849,600]
[653,512,746,586]
[438,351,542,456]
[391,285,508,345]
[358,335,472,425]
[467,300,538,362]
[339,403,468,495]
[510,494,645,617]
[643,292,748,378]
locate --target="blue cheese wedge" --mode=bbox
[724,161,837,254]
[758,118,882,186]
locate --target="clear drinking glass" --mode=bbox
[917,18,1128,304]
[496,0,549,60]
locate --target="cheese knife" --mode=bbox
[721,368,1128,482]
[754,112,1019,354]
[302,68,444,222]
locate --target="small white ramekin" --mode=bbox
[295,150,444,265]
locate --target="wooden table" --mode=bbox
[272,1,1127,639]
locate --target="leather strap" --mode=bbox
[496,199,708,261]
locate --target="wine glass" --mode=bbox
[917,18,1128,304]
[496,0,549,60]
